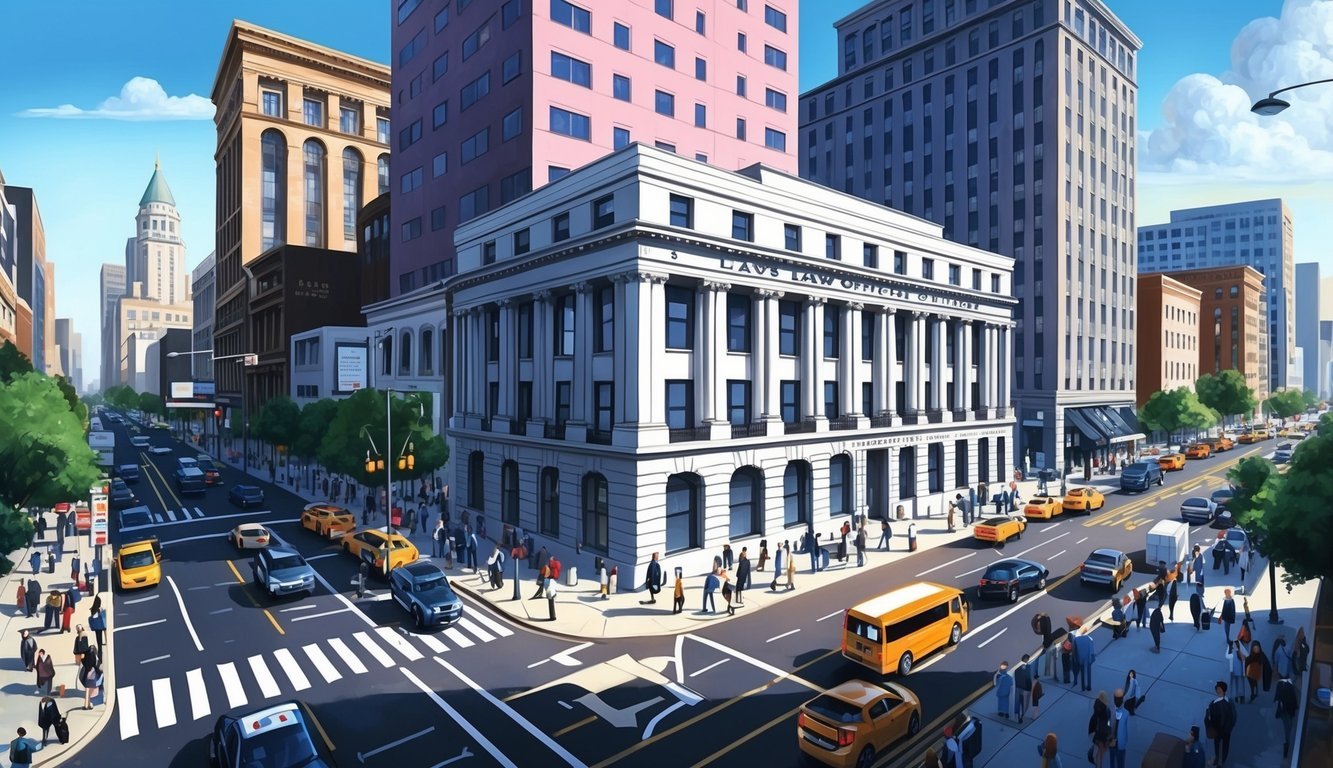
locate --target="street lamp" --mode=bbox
[168,350,257,472]
[360,389,423,577]
[1250,78,1333,115]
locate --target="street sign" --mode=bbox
[89,492,109,546]
[243,354,259,366]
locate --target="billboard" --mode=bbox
[335,343,368,394]
[89,492,108,546]
[171,381,194,399]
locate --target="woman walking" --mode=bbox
[1037,732,1063,768]
[1244,640,1270,702]
[88,595,106,654]
[1226,641,1247,702]
[37,696,61,744]
[34,649,55,695]
[1089,691,1112,768]
[1123,670,1145,714]
[19,629,37,672]
[719,570,735,616]
[671,571,685,614]
[80,654,104,710]
[784,542,796,590]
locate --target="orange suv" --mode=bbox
[1157,453,1187,471]
[1184,443,1211,459]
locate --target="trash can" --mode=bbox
[565,565,578,587]
[908,523,918,552]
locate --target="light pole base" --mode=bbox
[1267,611,1283,625]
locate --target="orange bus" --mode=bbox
[842,582,969,676]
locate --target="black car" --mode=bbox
[175,467,205,495]
[977,558,1049,602]
[109,479,139,510]
[193,456,223,486]
[117,464,140,484]
[229,485,264,508]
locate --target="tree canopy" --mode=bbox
[1265,389,1306,421]
[0,372,102,509]
[253,395,302,464]
[0,340,34,384]
[1262,430,1333,585]
[1138,387,1218,442]
[316,389,448,488]
[1300,389,1320,409]
[1194,370,1256,425]
[292,398,339,462]
[104,385,139,411]
[137,392,164,417]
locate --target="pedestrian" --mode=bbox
[878,517,892,550]
[1204,681,1237,766]
[756,541,769,572]
[946,500,956,532]
[88,595,106,653]
[37,696,61,745]
[1188,545,1201,585]
[1243,640,1269,702]
[1060,633,1074,684]
[1271,637,1293,679]
[465,525,478,572]
[355,561,368,599]
[1149,605,1165,653]
[770,543,785,591]
[1123,670,1146,714]
[1074,628,1096,692]
[1110,689,1130,768]
[922,746,944,768]
[1275,671,1299,758]
[1034,612,1057,677]
[734,548,750,605]
[1013,654,1033,723]
[1189,590,1203,631]
[73,625,90,667]
[9,727,34,765]
[19,629,36,672]
[1225,641,1246,702]
[43,589,63,633]
[61,589,76,633]
[702,570,719,614]
[807,529,820,573]
[836,525,848,563]
[642,552,663,605]
[720,570,735,616]
[531,562,550,600]
[24,578,39,618]
[1037,732,1062,768]
[1181,726,1206,768]
[419,505,430,538]
[942,726,961,768]
[1167,577,1179,621]
[1090,691,1112,768]
[993,660,1012,719]
[1154,577,1167,611]
[70,553,81,583]
[432,519,445,558]
[35,513,47,541]
[29,550,40,575]
[1133,587,1148,629]
[34,649,54,695]
[854,525,867,567]
[1031,676,1044,719]
[598,561,610,599]
[1220,589,1236,643]
[721,543,733,570]
[1238,541,1249,583]
[784,542,796,590]
[671,569,685,614]
[1108,599,1129,640]
[956,493,971,526]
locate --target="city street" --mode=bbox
[87,417,1272,767]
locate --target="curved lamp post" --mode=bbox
[1251,78,1333,115]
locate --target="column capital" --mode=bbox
[804,296,827,307]
[702,280,732,293]
[570,281,593,294]
[848,302,865,311]
[622,271,669,285]
[532,289,552,302]
[498,297,514,307]
[468,306,484,317]
[452,308,469,318]
[754,288,785,299]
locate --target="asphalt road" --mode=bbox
[77,416,1272,768]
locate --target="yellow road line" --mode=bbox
[225,559,246,583]
[552,715,596,738]
[300,701,336,752]
[137,451,173,512]
[140,451,184,509]
[225,560,285,636]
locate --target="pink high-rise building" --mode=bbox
[390,0,798,294]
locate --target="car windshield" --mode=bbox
[270,554,306,571]
[415,575,450,593]
[239,722,319,765]
[806,695,863,724]
[1123,464,1147,475]
[980,517,1009,526]
[120,550,155,569]
[1086,553,1117,566]
[122,513,150,527]
[984,567,1015,580]
[1184,498,1209,506]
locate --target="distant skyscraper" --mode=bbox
[0,173,19,354]
[1295,262,1324,397]
[126,160,189,305]
[55,318,82,392]
[2,184,54,373]
[800,0,1143,472]
[192,253,216,382]
[99,263,126,391]
[1137,199,1295,393]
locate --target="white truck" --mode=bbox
[88,430,115,468]
[1145,520,1190,572]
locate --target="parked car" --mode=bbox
[1062,487,1105,514]
[118,505,153,530]
[229,523,271,550]
[1184,443,1212,459]
[390,561,464,629]
[1022,496,1063,520]
[1158,453,1187,471]
[251,547,317,598]
[229,485,264,508]
[972,515,1027,545]
[1210,488,1235,512]
[1120,460,1165,492]
[342,529,420,573]
[1206,436,1235,452]
[1079,548,1133,592]
[977,558,1049,602]
[109,479,139,509]
[301,503,356,539]
[797,680,922,768]
[1180,497,1219,524]
[1273,443,1295,463]
[209,701,329,768]
[116,463,141,484]
[176,457,198,471]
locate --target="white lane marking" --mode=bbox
[817,609,843,622]
[550,641,594,667]
[165,576,204,652]
[273,648,311,691]
[968,590,1049,639]
[456,616,496,643]
[186,668,210,720]
[960,532,1075,575]
[124,594,159,605]
[186,585,211,591]
[429,748,476,768]
[357,726,436,763]
[353,631,395,668]
[165,508,178,522]
[194,507,205,518]
[1077,537,1090,544]
[118,685,139,740]
[915,552,977,577]
[280,604,318,612]
[247,654,281,699]
[290,608,351,623]
[643,700,687,739]
[1041,522,1063,532]
[976,628,1008,648]
[152,677,177,728]
[140,654,171,664]
[306,553,339,560]
[217,662,247,709]
[689,659,730,678]
[685,634,788,679]
[443,627,474,648]
[266,528,375,628]
[302,643,342,684]
[375,626,425,661]
[402,667,517,768]
[767,628,801,643]
[459,600,514,637]
[114,619,167,633]
[153,514,163,524]
[209,608,233,615]
[122,512,297,538]
[432,657,588,768]
[558,700,574,710]
[417,633,449,654]
[1046,550,1067,561]
[327,637,369,675]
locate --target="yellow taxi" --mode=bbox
[341,528,419,573]
[1183,443,1212,459]
[1062,487,1106,514]
[1236,431,1261,444]
[973,515,1026,545]
[1277,427,1305,440]
[1022,496,1063,520]
[301,503,357,539]
[1208,436,1235,452]
[116,537,162,590]
[1157,453,1187,471]
[797,679,922,767]
[1253,428,1272,440]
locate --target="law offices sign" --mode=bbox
[849,424,1013,450]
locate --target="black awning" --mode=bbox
[1065,407,1108,446]
[1100,406,1146,444]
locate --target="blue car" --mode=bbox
[251,546,316,598]
[209,701,328,768]
[390,561,464,630]
[229,484,264,508]
[109,479,139,510]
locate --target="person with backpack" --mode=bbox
[531,562,550,600]
[9,727,35,765]
[37,695,61,744]
[1205,681,1237,766]
[702,570,719,614]
[80,652,104,710]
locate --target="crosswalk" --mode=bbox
[116,608,514,739]
[155,506,208,524]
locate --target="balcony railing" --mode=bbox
[828,415,860,431]
[869,414,896,428]
[543,421,566,440]
[731,422,767,439]
[784,419,817,435]
[668,426,713,443]
[509,419,526,436]
[586,428,613,445]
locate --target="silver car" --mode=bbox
[1180,497,1218,524]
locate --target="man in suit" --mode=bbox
[1220,589,1237,642]
[1205,681,1237,766]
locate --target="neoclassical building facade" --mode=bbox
[447,145,1016,587]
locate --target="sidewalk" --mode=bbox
[1,522,115,766]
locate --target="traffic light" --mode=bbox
[213,408,222,421]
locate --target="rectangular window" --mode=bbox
[613,22,631,50]
[695,10,706,34]
[613,126,631,149]
[398,119,422,149]
[594,382,614,433]
[548,166,569,181]
[655,90,675,117]
[460,71,491,110]
[551,52,592,87]
[824,382,840,419]
[399,29,425,66]
[482,240,497,265]
[302,98,324,128]
[655,0,673,19]
[462,21,491,60]
[503,51,523,83]
[735,117,747,140]
[894,249,907,274]
[778,300,800,355]
[460,127,489,164]
[554,294,576,355]
[432,100,448,128]
[550,106,591,140]
[432,152,447,177]
[863,243,879,268]
[764,127,786,151]
[764,44,788,70]
[736,75,747,97]
[339,106,360,134]
[613,74,631,102]
[400,166,423,193]
[502,107,522,141]
[765,5,787,32]
[665,381,693,429]
[555,382,572,425]
[825,234,842,261]
[401,217,422,241]
[552,212,571,242]
[513,228,530,255]
[780,381,799,423]
[377,117,390,144]
[764,88,787,112]
[922,258,935,279]
[738,31,748,52]
[431,206,446,231]
[823,306,841,357]
[669,194,693,228]
[596,285,615,352]
[262,90,283,117]
[948,264,961,285]
[727,293,752,352]
[654,40,676,68]
[551,0,590,32]
[459,184,489,221]
[665,286,695,349]
[727,381,751,425]
[731,210,754,241]
[695,57,707,81]
[862,318,875,362]
[434,7,449,32]
[784,223,802,252]
[592,195,615,229]
[398,0,422,24]
[502,0,521,28]
[432,52,449,82]
[500,167,531,204]
[694,102,707,127]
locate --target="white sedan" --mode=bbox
[229,523,271,550]
[148,445,173,455]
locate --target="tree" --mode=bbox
[55,375,87,425]
[1261,431,1333,585]
[0,340,35,384]
[137,392,164,417]
[0,502,34,576]
[292,399,339,465]
[254,395,302,472]
[1138,387,1219,443]
[0,373,102,509]
[1195,370,1256,427]
[1300,389,1320,410]
[1265,389,1306,422]
[317,389,448,490]
[105,385,139,411]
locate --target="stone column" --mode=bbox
[567,282,592,440]
[998,325,1011,414]
[983,324,998,416]
[951,319,966,418]
[961,320,975,416]
[700,282,729,425]
[804,297,827,425]
[496,298,515,428]
[624,272,668,446]
[757,290,784,435]
[451,308,467,421]
[904,311,920,417]
[844,303,862,418]
[883,309,898,423]
[470,308,485,420]
[526,291,551,436]
[929,315,945,416]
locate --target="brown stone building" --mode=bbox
[1135,274,1202,406]
[1152,265,1269,404]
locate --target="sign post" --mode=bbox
[89,489,109,567]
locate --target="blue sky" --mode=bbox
[2,0,1327,389]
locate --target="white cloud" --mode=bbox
[18,76,214,121]
[1142,0,1333,182]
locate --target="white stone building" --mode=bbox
[447,145,1016,588]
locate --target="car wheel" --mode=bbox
[856,746,876,768]
[413,607,426,630]
[1008,586,1019,604]
[908,711,921,736]
[898,652,914,675]
[1038,574,1047,590]
[949,622,962,645]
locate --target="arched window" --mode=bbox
[729,468,763,539]
[582,473,609,554]
[665,473,701,553]
[342,147,362,240]
[377,154,390,195]
[783,460,811,527]
[260,129,287,250]
[829,454,852,518]
[501,460,519,526]
[399,329,412,375]
[467,451,485,510]
[420,328,434,375]
[303,139,326,247]
[539,467,560,536]
[381,335,393,376]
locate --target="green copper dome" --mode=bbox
[139,158,176,207]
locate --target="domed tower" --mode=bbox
[127,156,188,305]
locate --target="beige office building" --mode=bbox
[115,283,193,390]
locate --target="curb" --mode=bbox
[449,577,609,645]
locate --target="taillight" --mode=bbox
[798,713,809,730]
[837,727,857,747]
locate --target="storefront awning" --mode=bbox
[1065,407,1107,446]
[1102,406,1146,445]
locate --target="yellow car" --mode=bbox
[797,679,922,767]
[1184,443,1212,459]
[1208,436,1235,452]
[1157,454,1186,471]
[1236,432,1260,444]
[342,528,419,573]
[1277,427,1305,440]
[1062,487,1106,514]
[1022,496,1063,520]
[116,537,162,590]
[1253,428,1272,440]
[973,515,1026,545]
[302,503,357,539]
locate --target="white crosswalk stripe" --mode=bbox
[374,626,424,661]
[353,631,395,668]
[118,685,139,739]
[417,633,448,653]
[273,648,311,691]
[194,507,205,518]
[186,668,210,720]
[165,508,177,522]
[327,637,368,675]
[247,654,281,699]
[456,616,496,643]
[152,677,176,728]
[302,643,342,683]
[461,602,514,637]
[179,508,189,520]
[217,662,247,710]
[443,627,474,648]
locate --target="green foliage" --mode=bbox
[254,396,302,451]
[1301,389,1320,409]
[1262,431,1333,585]
[0,373,102,508]
[1265,389,1306,421]
[55,375,87,425]
[1225,455,1283,535]
[104,385,139,411]
[1138,387,1219,441]
[1318,412,1333,438]
[0,502,33,576]
[292,399,339,460]
[316,389,447,487]
[0,340,34,384]
[1195,370,1257,424]
[137,392,164,416]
